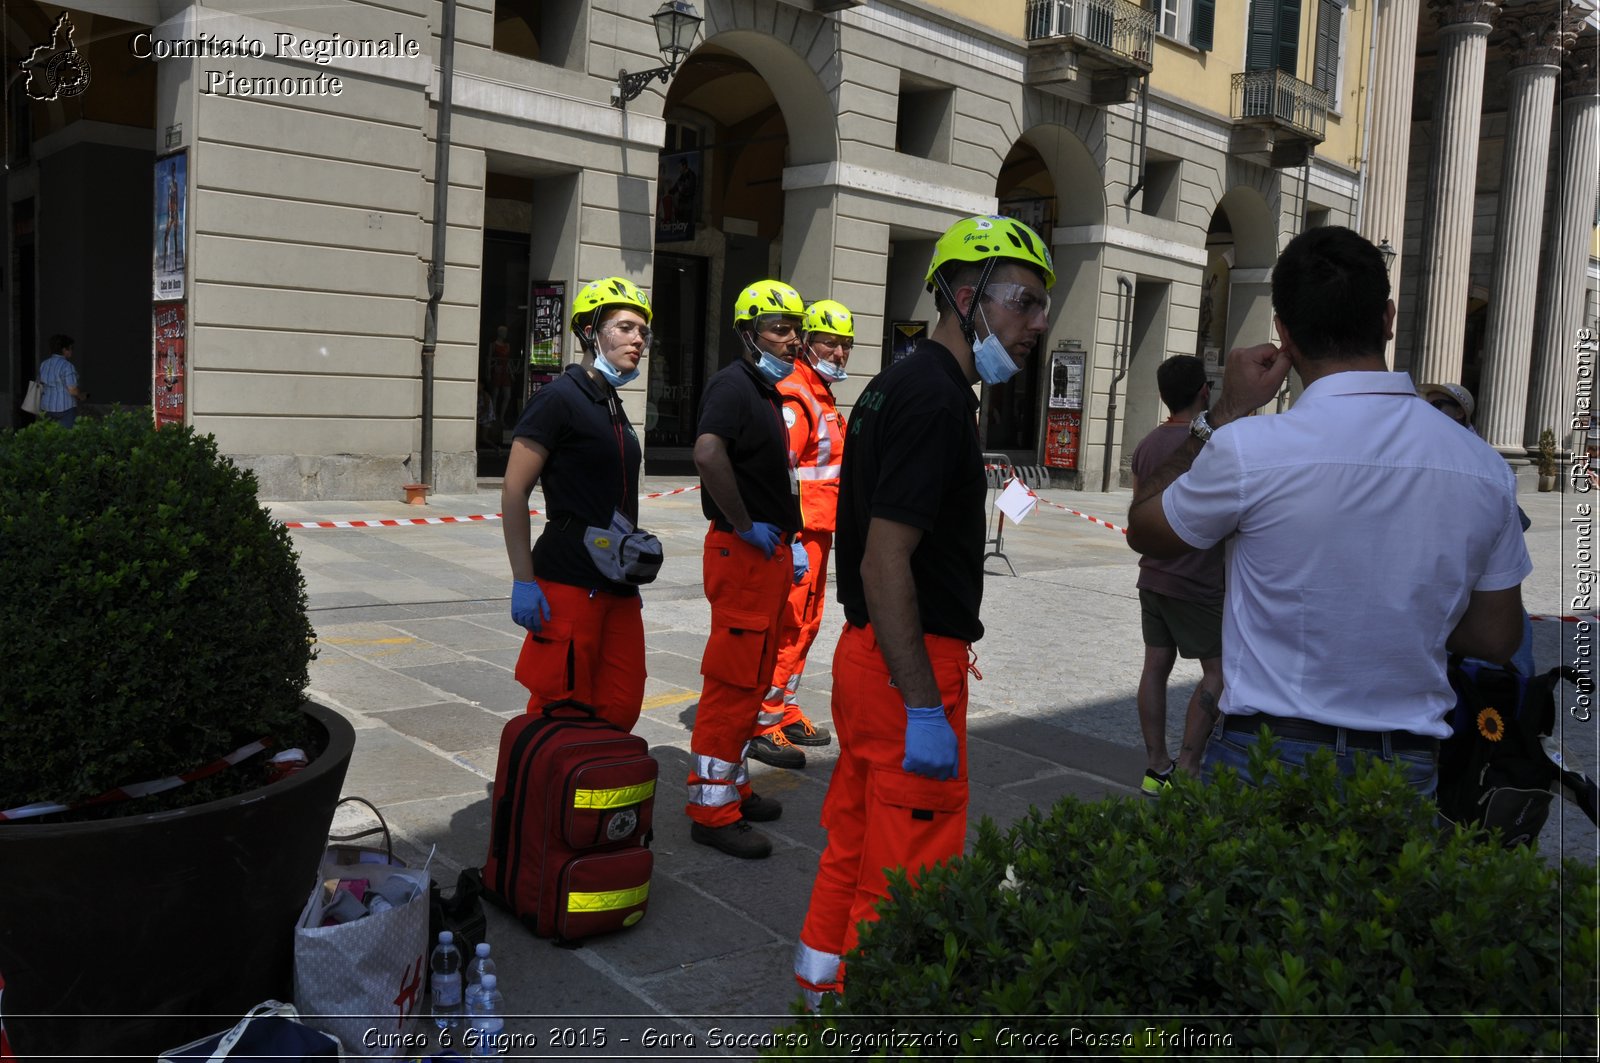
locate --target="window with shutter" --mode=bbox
[1190,0,1215,51]
[1313,0,1345,99]
[1245,0,1302,75]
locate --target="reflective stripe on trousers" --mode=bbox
[687,528,790,827]
[686,750,744,808]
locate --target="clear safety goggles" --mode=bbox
[603,320,653,346]
[980,282,1051,320]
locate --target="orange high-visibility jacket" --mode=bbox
[778,361,845,534]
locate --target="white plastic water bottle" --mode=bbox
[430,930,464,1029]
[467,941,496,991]
[467,972,505,1056]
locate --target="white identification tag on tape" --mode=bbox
[996,477,1038,524]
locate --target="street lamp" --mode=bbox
[1376,237,1397,273]
[612,1,704,110]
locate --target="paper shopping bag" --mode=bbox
[293,861,430,1059]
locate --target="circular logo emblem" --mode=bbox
[782,407,797,429]
[623,911,644,926]
[606,808,638,841]
[46,51,91,99]
[594,536,611,549]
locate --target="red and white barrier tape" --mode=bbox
[1530,614,1600,624]
[282,484,702,530]
[0,738,272,822]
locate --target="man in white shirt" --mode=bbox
[1126,227,1531,793]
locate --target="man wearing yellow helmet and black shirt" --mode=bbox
[687,279,808,859]
[794,217,1054,1009]
[747,299,854,771]
[502,276,657,732]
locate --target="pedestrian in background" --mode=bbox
[1126,227,1530,793]
[746,298,854,771]
[38,334,84,427]
[794,215,1054,1009]
[686,279,808,860]
[502,277,655,732]
[1128,355,1224,789]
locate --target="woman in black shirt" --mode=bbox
[501,277,654,730]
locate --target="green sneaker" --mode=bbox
[1140,762,1175,797]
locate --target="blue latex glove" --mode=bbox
[511,579,551,632]
[737,521,783,559]
[903,705,958,780]
[791,540,810,585]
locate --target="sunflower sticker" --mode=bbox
[1477,707,1505,742]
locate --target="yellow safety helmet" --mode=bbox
[924,215,1055,290]
[802,300,854,340]
[571,276,652,331]
[732,279,805,327]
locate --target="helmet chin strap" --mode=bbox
[932,257,999,347]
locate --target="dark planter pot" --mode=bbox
[0,701,355,1059]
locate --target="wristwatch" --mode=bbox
[1190,410,1215,443]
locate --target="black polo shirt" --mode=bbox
[697,358,802,535]
[513,364,643,597]
[835,340,986,642]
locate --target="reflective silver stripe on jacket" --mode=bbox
[793,940,842,1011]
[795,464,841,481]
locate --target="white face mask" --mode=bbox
[811,356,847,384]
[592,350,638,387]
[972,304,1020,385]
[755,349,793,385]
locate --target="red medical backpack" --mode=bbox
[482,700,656,941]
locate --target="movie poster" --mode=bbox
[154,152,187,300]
[656,151,700,243]
[528,282,565,369]
[153,301,185,428]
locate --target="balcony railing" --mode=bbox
[1230,69,1329,141]
[1025,0,1154,68]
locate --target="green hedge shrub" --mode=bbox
[768,744,1597,1057]
[0,413,314,815]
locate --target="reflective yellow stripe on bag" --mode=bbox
[572,781,655,809]
[567,883,650,912]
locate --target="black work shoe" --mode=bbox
[748,732,806,769]
[740,791,783,823]
[690,820,772,859]
[782,715,833,747]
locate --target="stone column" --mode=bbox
[1526,52,1600,453]
[1477,5,1575,455]
[1360,0,1421,368]
[1410,0,1501,386]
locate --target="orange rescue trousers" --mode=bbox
[687,527,792,827]
[513,579,645,731]
[757,530,832,735]
[795,622,973,1002]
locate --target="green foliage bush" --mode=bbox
[0,413,314,814]
[768,745,1598,1057]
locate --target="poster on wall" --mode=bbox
[891,321,927,364]
[153,301,185,428]
[1048,347,1085,409]
[153,151,187,300]
[1044,408,1081,470]
[656,151,700,243]
[528,282,565,370]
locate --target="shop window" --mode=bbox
[494,0,582,70]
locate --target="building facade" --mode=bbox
[0,1,1591,498]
